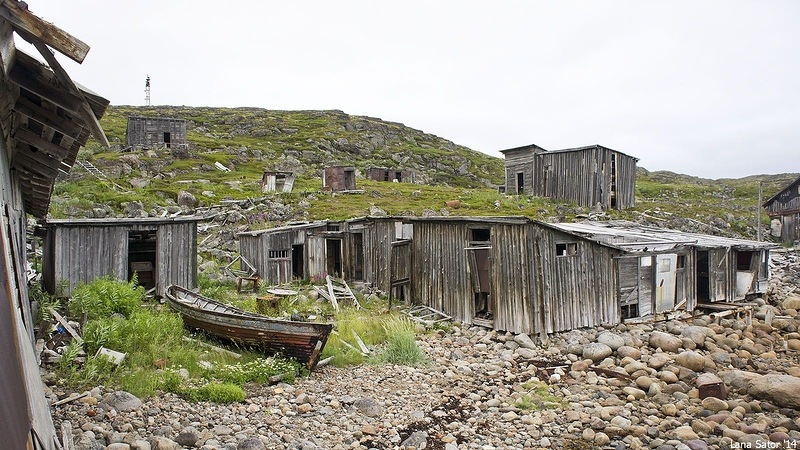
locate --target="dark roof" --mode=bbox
[41,216,204,227]
[763,175,800,207]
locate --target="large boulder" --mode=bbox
[582,343,613,363]
[649,331,683,353]
[597,332,625,351]
[783,295,800,311]
[680,326,715,346]
[99,391,142,412]
[749,374,800,410]
[675,350,706,372]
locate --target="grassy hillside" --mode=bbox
[52,105,798,242]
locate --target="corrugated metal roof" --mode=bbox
[549,220,778,253]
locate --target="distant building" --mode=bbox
[763,175,800,245]
[262,171,296,193]
[125,116,187,150]
[323,166,357,191]
[500,144,638,210]
[366,167,414,183]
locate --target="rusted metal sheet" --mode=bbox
[166,285,332,371]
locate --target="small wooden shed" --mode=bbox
[125,116,187,150]
[323,165,357,191]
[500,144,638,210]
[366,167,414,183]
[405,217,774,337]
[237,217,412,291]
[40,217,200,298]
[763,175,800,245]
[262,171,295,193]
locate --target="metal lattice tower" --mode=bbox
[144,75,151,106]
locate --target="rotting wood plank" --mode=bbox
[0,0,90,63]
[51,309,82,345]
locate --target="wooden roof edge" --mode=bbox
[236,220,331,237]
[762,174,800,207]
[0,0,89,63]
[39,215,205,226]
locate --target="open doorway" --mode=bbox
[128,230,156,290]
[292,244,304,279]
[163,132,171,148]
[467,227,493,326]
[353,233,364,281]
[326,238,342,277]
[516,172,524,194]
[697,251,710,302]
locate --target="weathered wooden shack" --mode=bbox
[323,165,357,191]
[406,217,774,336]
[125,115,187,150]
[500,144,638,210]
[551,221,775,317]
[0,2,109,448]
[237,217,412,292]
[366,167,414,183]
[262,171,295,193]
[40,217,200,298]
[763,175,800,245]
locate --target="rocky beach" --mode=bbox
[50,250,800,450]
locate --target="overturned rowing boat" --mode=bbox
[165,285,332,371]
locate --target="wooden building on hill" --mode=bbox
[366,167,414,183]
[500,144,638,210]
[125,116,187,150]
[0,2,110,448]
[39,217,200,298]
[763,175,800,245]
[323,165,357,191]
[237,217,412,293]
[405,217,774,336]
[262,171,295,193]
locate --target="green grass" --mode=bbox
[514,380,566,411]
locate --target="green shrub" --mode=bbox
[214,357,303,385]
[189,382,245,403]
[69,276,145,320]
[381,316,426,366]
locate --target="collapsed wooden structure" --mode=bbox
[39,217,201,298]
[237,217,412,294]
[125,115,187,150]
[763,175,800,245]
[0,1,109,448]
[500,144,638,210]
[262,170,295,193]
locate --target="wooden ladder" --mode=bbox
[314,275,360,312]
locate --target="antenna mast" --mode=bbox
[144,75,151,106]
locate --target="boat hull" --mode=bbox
[165,285,332,370]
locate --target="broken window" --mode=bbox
[268,249,289,259]
[736,251,754,271]
[621,303,639,320]
[470,228,490,243]
[556,242,578,257]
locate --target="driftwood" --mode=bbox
[53,392,88,407]
[61,421,74,450]
[51,309,83,345]
[589,365,634,382]
[352,330,370,354]
[316,355,335,368]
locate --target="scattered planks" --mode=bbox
[314,276,360,312]
[403,305,452,326]
[51,309,83,345]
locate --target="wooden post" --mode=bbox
[757,181,763,242]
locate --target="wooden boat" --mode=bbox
[165,285,333,371]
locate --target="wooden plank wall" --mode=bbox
[125,117,187,148]
[490,224,536,334]
[50,225,127,295]
[502,148,537,194]
[155,222,197,296]
[535,228,620,333]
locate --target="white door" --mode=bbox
[655,253,678,313]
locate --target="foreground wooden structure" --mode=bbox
[763,175,800,245]
[0,1,109,448]
[501,144,638,210]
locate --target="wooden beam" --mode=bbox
[0,0,90,63]
[9,51,83,114]
[0,13,15,78]
[14,94,83,138]
[14,125,70,158]
[25,35,108,146]
[11,147,61,177]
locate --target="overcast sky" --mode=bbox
[19,1,800,179]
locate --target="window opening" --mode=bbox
[556,242,578,257]
[268,249,289,259]
[471,228,490,242]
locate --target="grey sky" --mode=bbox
[20,1,800,179]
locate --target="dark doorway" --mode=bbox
[353,233,364,281]
[292,244,304,279]
[326,239,342,277]
[516,172,524,194]
[697,251,710,302]
[128,230,156,290]
[163,132,171,148]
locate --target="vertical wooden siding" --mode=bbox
[490,224,536,334]
[155,222,197,296]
